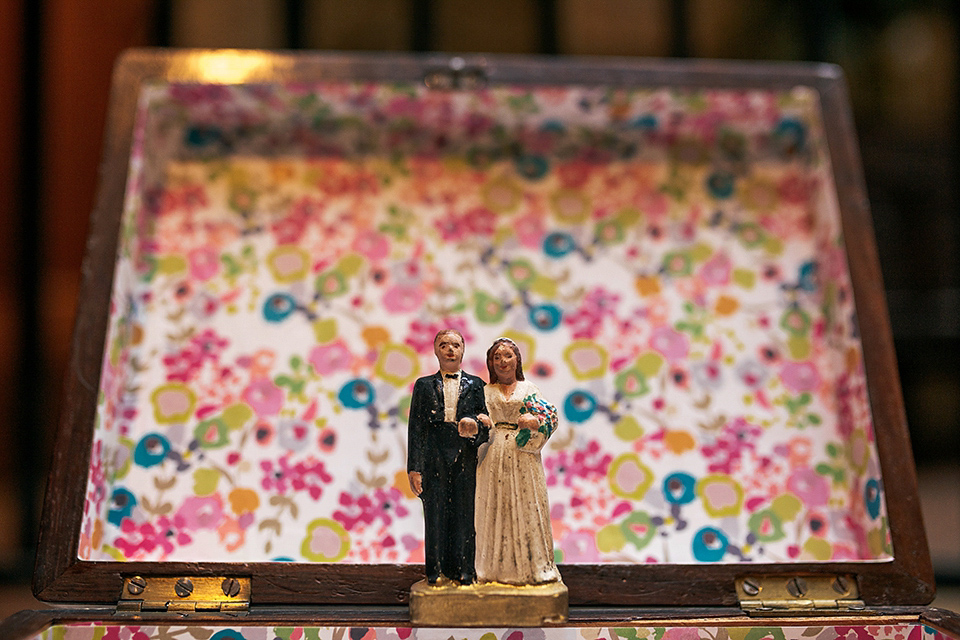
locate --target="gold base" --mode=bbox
[409,579,568,627]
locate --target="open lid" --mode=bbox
[34,50,933,608]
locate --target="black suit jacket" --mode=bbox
[407,371,488,473]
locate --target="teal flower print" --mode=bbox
[263,293,296,322]
[133,433,171,468]
[692,526,728,562]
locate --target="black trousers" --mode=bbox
[420,424,478,583]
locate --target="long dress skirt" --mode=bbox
[475,381,561,585]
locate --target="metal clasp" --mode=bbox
[738,575,867,616]
[424,57,487,90]
[118,575,250,613]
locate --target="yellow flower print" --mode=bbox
[481,175,522,213]
[267,245,310,283]
[301,518,350,562]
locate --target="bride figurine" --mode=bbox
[475,337,562,586]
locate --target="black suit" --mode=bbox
[407,370,488,583]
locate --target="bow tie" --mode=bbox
[444,373,459,379]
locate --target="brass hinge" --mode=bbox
[118,576,250,614]
[737,575,867,617]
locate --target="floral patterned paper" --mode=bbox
[78,81,891,565]
[29,623,954,640]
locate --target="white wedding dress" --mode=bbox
[475,380,561,585]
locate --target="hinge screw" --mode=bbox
[175,577,194,597]
[832,576,851,595]
[222,578,241,598]
[127,576,146,596]
[786,577,808,597]
[741,578,760,596]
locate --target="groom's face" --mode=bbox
[434,332,464,372]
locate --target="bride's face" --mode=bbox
[492,344,517,384]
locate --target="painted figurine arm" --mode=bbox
[406,378,430,487]
[459,375,489,445]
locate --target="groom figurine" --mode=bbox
[407,329,488,585]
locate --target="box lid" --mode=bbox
[34,50,933,609]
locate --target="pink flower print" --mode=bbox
[774,435,813,469]
[514,212,546,249]
[86,440,106,514]
[290,459,332,499]
[252,420,274,446]
[240,348,275,378]
[780,361,820,393]
[405,317,472,354]
[242,378,284,417]
[162,329,229,382]
[559,530,600,562]
[544,440,612,488]
[564,287,621,339]
[806,510,829,538]
[172,281,193,305]
[273,196,321,244]
[820,246,849,281]
[787,467,830,507]
[691,360,723,390]
[833,629,885,640]
[193,328,228,353]
[176,494,224,531]
[637,189,669,220]
[260,458,290,493]
[308,340,353,375]
[464,206,497,236]
[188,246,220,281]
[114,515,191,559]
[272,216,309,245]
[384,94,425,118]
[315,168,353,196]
[333,487,410,531]
[189,291,220,320]
[778,172,815,205]
[218,515,247,553]
[169,83,232,105]
[278,419,312,452]
[668,366,690,389]
[260,456,333,498]
[434,214,470,242]
[663,629,704,640]
[736,359,770,390]
[698,252,731,286]
[761,263,782,282]
[834,372,863,440]
[649,327,690,363]
[402,534,425,563]
[530,361,553,378]
[352,230,390,260]
[701,417,762,474]
[557,161,592,188]
[383,284,424,313]
[104,626,151,640]
[463,112,494,136]
[758,344,780,364]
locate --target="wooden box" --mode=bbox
[4,50,958,640]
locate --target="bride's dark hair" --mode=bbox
[486,338,525,384]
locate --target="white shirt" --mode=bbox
[441,370,461,422]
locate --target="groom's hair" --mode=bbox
[434,328,464,345]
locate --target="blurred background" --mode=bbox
[0,0,957,616]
